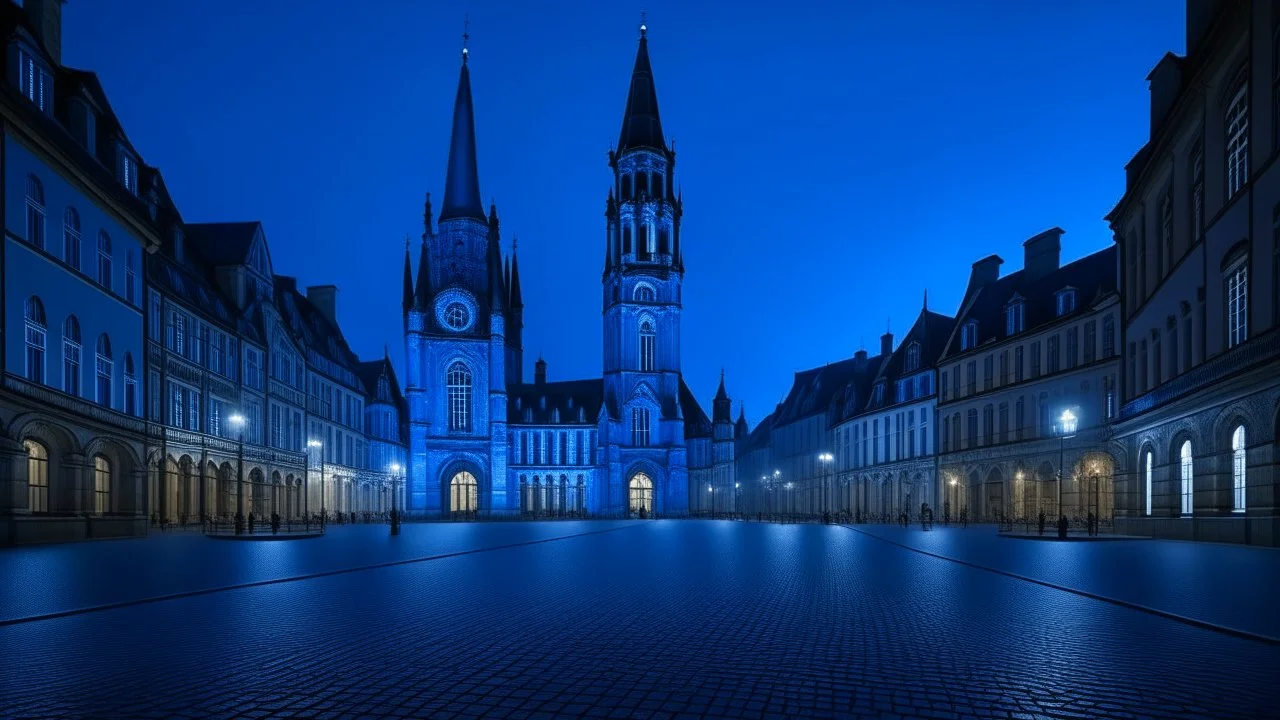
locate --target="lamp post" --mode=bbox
[818,452,834,520]
[734,481,741,518]
[1057,409,1078,522]
[707,484,715,518]
[306,439,322,529]
[389,462,402,535]
[785,481,795,518]
[948,476,957,524]
[228,413,246,533]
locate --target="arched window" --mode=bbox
[1226,257,1248,348]
[126,249,137,305]
[631,407,651,447]
[446,362,472,432]
[1143,449,1153,516]
[93,454,111,514]
[1179,440,1193,515]
[633,284,656,302]
[96,334,113,407]
[97,232,113,289]
[628,473,653,515]
[25,440,48,513]
[24,296,46,383]
[63,207,81,269]
[123,353,137,416]
[449,470,478,513]
[63,315,81,395]
[1232,425,1246,512]
[25,174,44,249]
[639,319,656,371]
[1225,78,1249,200]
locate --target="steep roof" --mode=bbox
[508,379,604,425]
[617,29,666,153]
[273,276,363,384]
[439,57,485,223]
[774,355,882,427]
[679,379,712,439]
[942,246,1118,360]
[355,356,404,407]
[185,222,261,267]
[851,309,955,419]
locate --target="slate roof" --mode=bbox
[941,246,1118,360]
[853,309,956,419]
[617,30,666,153]
[273,276,363,380]
[774,355,883,427]
[355,357,404,407]
[508,379,604,425]
[679,379,712,439]
[184,222,261,267]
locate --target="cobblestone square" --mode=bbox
[2,521,1278,719]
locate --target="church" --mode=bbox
[401,27,735,517]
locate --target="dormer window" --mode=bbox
[1005,299,1025,335]
[172,226,185,263]
[16,46,51,113]
[904,341,921,372]
[960,321,978,350]
[1056,289,1076,317]
[873,382,885,405]
[119,149,139,195]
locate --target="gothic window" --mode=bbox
[25,440,48,513]
[97,232,113,289]
[444,302,470,331]
[447,362,471,432]
[639,320,656,371]
[1232,425,1246,512]
[63,207,81,269]
[1225,78,1249,200]
[631,407,651,447]
[24,296,46,384]
[634,284,656,302]
[1179,440,1193,515]
[94,455,111,514]
[63,315,81,395]
[1226,258,1248,348]
[905,342,920,372]
[1142,449,1153,516]
[629,473,653,514]
[25,174,44,250]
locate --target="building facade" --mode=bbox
[403,30,718,517]
[1107,0,1280,545]
[0,0,153,544]
[936,231,1120,523]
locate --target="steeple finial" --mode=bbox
[440,33,485,223]
[640,10,647,37]
[402,233,414,314]
[422,192,433,237]
[461,15,470,63]
[923,289,928,311]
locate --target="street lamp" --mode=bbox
[308,439,325,525]
[389,462,402,535]
[228,413,246,533]
[785,481,794,518]
[734,481,741,517]
[818,452,834,519]
[1057,409,1078,523]
[707,483,715,518]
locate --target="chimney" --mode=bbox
[1147,54,1182,135]
[534,357,547,386]
[965,254,1004,298]
[24,0,64,66]
[854,349,868,369]
[880,332,893,357]
[1022,227,1064,283]
[306,285,338,326]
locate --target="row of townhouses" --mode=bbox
[0,0,407,545]
[729,0,1279,546]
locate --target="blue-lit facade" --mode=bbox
[404,31,719,517]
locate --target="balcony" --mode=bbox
[1122,328,1280,420]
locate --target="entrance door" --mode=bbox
[449,471,479,514]
[628,473,653,516]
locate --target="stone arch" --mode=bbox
[624,459,665,515]
[439,457,484,516]
[83,436,142,516]
[270,470,283,518]
[248,467,267,518]
[1211,402,1256,454]
[1074,451,1116,521]
[217,462,236,518]
[983,465,1004,521]
[13,418,81,514]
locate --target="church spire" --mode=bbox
[617,21,666,153]
[509,237,524,309]
[487,201,505,312]
[713,369,732,424]
[401,234,413,314]
[439,34,485,223]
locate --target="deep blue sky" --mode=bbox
[63,1,1183,425]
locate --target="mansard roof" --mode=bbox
[856,309,955,416]
[508,379,604,425]
[273,276,363,385]
[774,354,882,427]
[679,379,712,439]
[148,239,262,344]
[941,246,1118,361]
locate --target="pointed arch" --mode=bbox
[446,360,472,432]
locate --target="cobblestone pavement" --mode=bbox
[847,523,1280,640]
[2,520,1278,719]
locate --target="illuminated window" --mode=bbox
[639,320,656,371]
[1226,261,1248,348]
[63,207,81,269]
[24,296,46,384]
[63,315,81,395]
[94,455,111,514]
[447,362,472,432]
[1232,425,1246,512]
[449,471,478,513]
[1143,450,1152,516]
[1179,440,1193,515]
[25,440,48,513]
[628,473,653,514]
[25,174,44,250]
[1225,81,1249,199]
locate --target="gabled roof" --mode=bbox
[508,379,604,425]
[744,411,776,452]
[774,355,881,427]
[857,309,955,416]
[355,356,404,407]
[273,276,362,380]
[941,246,1118,361]
[679,379,712,439]
[185,222,262,267]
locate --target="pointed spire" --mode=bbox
[414,239,432,309]
[735,404,748,438]
[422,192,433,238]
[923,289,929,312]
[713,369,731,424]
[617,20,666,153]
[715,369,728,401]
[510,236,524,309]
[504,254,511,304]
[440,37,485,223]
[487,202,504,312]
[402,234,414,314]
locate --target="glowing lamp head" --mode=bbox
[949,478,958,486]
[1060,409,1078,434]
[228,413,245,426]
[307,439,322,448]
[390,463,401,474]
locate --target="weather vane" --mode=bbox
[462,15,470,60]
[640,10,647,36]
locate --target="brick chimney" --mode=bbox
[305,285,338,326]
[534,357,547,386]
[24,0,64,66]
[1022,227,1064,283]
[880,332,893,357]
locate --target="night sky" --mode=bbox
[63,0,1183,426]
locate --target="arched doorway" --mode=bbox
[249,468,267,517]
[628,473,653,516]
[449,471,478,514]
[984,467,1004,522]
[1077,452,1115,522]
